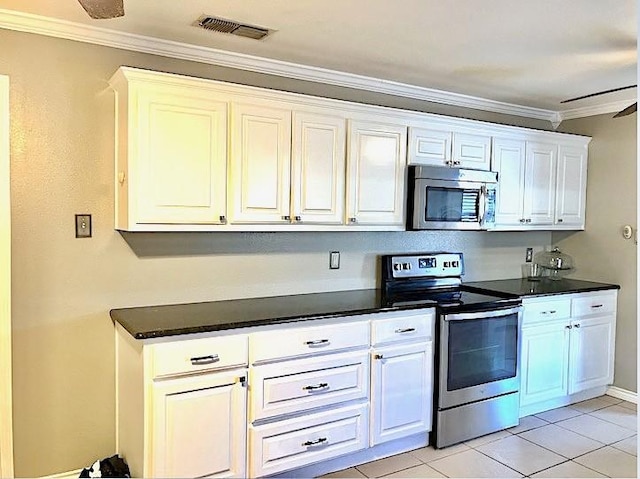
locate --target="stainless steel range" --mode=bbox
[381,252,523,448]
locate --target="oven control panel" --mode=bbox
[388,252,464,278]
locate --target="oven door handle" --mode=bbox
[443,306,522,321]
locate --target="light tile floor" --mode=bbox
[320,396,637,478]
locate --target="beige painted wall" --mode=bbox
[555,113,637,392]
[0,28,563,476]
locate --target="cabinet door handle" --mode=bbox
[374,354,384,360]
[526,218,532,223]
[349,217,357,224]
[302,382,329,391]
[219,215,227,224]
[574,323,581,328]
[190,354,220,365]
[445,160,453,166]
[565,325,573,329]
[294,215,302,222]
[591,304,604,309]
[305,339,330,347]
[302,437,328,447]
[395,327,416,334]
[520,218,526,223]
[453,160,461,166]
[558,218,564,223]
[282,215,291,221]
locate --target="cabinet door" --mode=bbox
[134,86,228,225]
[492,138,526,227]
[151,371,247,478]
[452,132,492,170]
[370,341,432,445]
[569,315,615,394]
[555,144,588,228]
[523,141,557,225]
[229,103,292,223]
[407,127,452,166]
[291,111,346,224]
[520,322,570,406]
[346,119,407,226]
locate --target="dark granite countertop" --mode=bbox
[111,278,620,340]
[110,289,436,340]
[464,278,620,298]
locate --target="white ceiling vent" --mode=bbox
[195,15,271,40]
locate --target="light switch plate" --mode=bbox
[75,214,92,238]
[329,251,340,269]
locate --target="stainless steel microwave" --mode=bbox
[407,165,498,230]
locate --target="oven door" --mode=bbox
[412,178,486,230]
[438,306,522,409]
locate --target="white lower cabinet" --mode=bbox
[150,370,247,478]
[370,341,433,445]
[520,290,617,415]
[249,403,369,477]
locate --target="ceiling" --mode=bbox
[0,0,637,119]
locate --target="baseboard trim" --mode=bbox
[607,386,637,403]
[40,468,82,479]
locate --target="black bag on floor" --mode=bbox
[79,454,131,478]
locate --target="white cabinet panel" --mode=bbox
[524,141,557,225]
[249,403,368,477]
[370,342,432,445]
[492,138,526,227]
[347,119,407,226]
[555,144,588,228]
[452,132,491,170]
[569,315,615,394]
[151,371,247,478]
[292,112,346,224]
[229,103,292,223]
[520,321,570,406]
[408,127,452,166]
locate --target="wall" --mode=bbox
[0,29,559,477]
[555,113,637,392]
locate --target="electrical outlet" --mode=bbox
[75,214,92,238]
[525,247,533,263]
[329,251,340,269]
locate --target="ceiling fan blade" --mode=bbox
[613,102,637,118]
[77,0,124,19]
[561,85,637,103]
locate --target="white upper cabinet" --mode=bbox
[555,144,588,229]
[347,119,407,226]
[452,132,492,170]
[408,127,491,170]
[111,72,229,230]
[291,110,346,225]
[523,141,557,226]
[229,102,292,224]
[493,138,563,229]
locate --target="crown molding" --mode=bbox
[0,8,565,122]
[558,99,637,121]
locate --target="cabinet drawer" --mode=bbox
[250,320,369,363]
[249,403,368,477]
[150,334,248,379]
[250,351,369,421]
[371,309,434,346]
[523,298,571,326]
[572,292,617,317]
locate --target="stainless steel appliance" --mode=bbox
[407,166,498,231]
[381,252,522,448]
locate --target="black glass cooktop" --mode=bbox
[383,287,521,313]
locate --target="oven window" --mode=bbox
[447,313,518,391]
[425,187,479,222]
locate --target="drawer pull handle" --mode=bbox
[302,382,329,391]
[305,339,330,347]
[190,354,220,365]
[591,304,604,308]
[302,437,328,447]
[395,327,416,334]
[542,310,557,315]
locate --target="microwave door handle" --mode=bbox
[478,185,487,226]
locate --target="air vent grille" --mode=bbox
[195,15,271,40]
